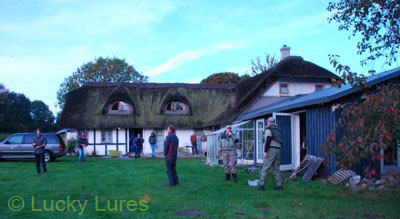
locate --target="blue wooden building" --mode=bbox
[223,67,400,177]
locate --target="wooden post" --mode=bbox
[93,128,96,154]
[116,128,119,151]
[125,128,128,155]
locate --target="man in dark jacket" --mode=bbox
[164,125,179,187]
[134,134,144,159]
[77,134,88,163]
[149,131,157,157]
[32,128,47,175]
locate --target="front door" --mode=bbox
[273,113,294,170]
[256,119,265,163]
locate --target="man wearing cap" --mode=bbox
[218,125,239,182]
[259,117,283,191]
[77,134,88,163]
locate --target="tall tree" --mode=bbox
[323,0,400,176]
[251,53,278,76]
[57,57,148,109]
[201,72,250,84]
[31,100,55,132]
[0,92,32,133]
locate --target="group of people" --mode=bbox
[128,132,156,158]
[219,117,284,191]
[189,131,208,156]
[32,118,283,190]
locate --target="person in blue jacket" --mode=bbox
[164,125,179,187]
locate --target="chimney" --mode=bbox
[280,45,291,60]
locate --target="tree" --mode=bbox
[251,53,278,76]
[0,92,33,133]
[322,0,400,176]
[57,57,148,109]
[0,83,8,100]
[328,0,400,67]
[31,100,56,132]
[201,72,250,84]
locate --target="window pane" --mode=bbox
[112,102,119,110]
[23,134,35,144]
[8,135,23,144]
[280,84,288,93]
[44,135,59,144]
[120,102,129,111]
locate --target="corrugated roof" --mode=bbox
[238,67,400,121]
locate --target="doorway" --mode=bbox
[299,112,307,162]
[273,113,295,170]
[256,119,265,164]
[129,128,143,153]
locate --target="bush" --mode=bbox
[66,139,77,155]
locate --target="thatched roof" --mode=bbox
[60,83,235,129]
[206,56,339,126]
[61,56,338,129]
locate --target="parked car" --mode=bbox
[0,133,66,162]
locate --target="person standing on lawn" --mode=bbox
[149,131,157,157]
[190,131,198,155]
[32,128,47,175]
[258,117,283,191]
[219,125,239,183]
[77,134,88,163]
[201,131,207,156]
[134,134,144,159]
[164,125,179,187]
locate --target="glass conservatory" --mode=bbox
[207,120,261,166]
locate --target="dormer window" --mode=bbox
[279,83,289,95]
[164,101,189,114]
[107,101,133,115]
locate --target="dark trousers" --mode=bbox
[35,152,47,173]
[165,157,179,186]
[135,146,142,158]
[192,143,198,155]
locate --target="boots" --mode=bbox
[232,173,237,183]
[225,173,231,181]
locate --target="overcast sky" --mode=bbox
[0,0,393,114]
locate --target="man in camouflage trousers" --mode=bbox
[219,125,239,183]
[258,117,283,191]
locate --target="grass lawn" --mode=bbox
[1,157,399,219]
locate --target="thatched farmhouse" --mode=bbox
[60,46,340,156]
[60,83,235,155]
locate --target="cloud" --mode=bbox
[145,43,243,76]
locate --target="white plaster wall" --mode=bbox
[263,81,331,97]
[85,128,211,156]
[141,128,211,155]
[65,132,77,140]
[86,129,128,156]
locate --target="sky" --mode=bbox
[0,0,394,114]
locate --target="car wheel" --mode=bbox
[44,151,53,163]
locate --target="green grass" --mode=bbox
[0,157,399,219]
